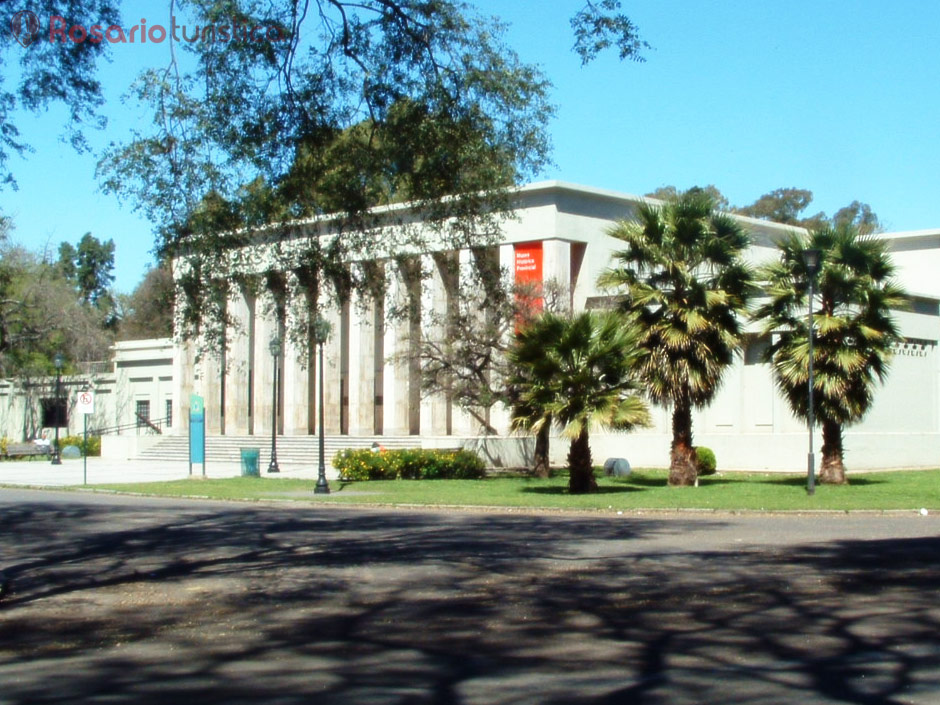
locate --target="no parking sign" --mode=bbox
[77,390,95,415]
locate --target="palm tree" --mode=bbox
[598,189,754,486]
[509,311,651,494]
[753,224,905,484]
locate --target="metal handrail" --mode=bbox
[88,415,171,437]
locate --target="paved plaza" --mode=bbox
[0,456,326,487]
[1,484,939,704]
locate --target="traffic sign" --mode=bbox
[77,390,95,415]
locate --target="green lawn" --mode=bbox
[82,468,940,512]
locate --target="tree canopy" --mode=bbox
[0,235,113,379]
[752,224,905,483]
[599,189,754,486]
[510,310,650,494]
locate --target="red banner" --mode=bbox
[514,241,543,317]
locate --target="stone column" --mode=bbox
[322,289,344,435]
[224,285,253,435]
[420,253,449,436]
[542,239,572,313]
[252,288,281,437]
[382,260,414,436]
[202,344,224,435]
[282,276,311,436]
[346,266,379,436]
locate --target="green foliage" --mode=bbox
[737,187,816,225]
[117,264,175,341]
[0,437,7,455]
[509,310,650,494]
[58,435,102,457]
[0,1,119,186]
[570,0,649,65]
[57,232,117,327]
[695,446,717,475]
[599,188,753,486]
[332,448,486,481]
[0,239,114,377]
[752,223,905,481]
[646,184,730,210]
[735,188,881,234]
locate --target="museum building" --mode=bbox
[172,181,940,471]
[3,181,938,471]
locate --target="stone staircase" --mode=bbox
[135,434,421,468]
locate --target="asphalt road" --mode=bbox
[1,489,939,704]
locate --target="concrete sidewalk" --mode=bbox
[0,456,331,487]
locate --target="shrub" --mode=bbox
[695,446,717,475]
[58,435,102,457]
[333,447,486,481]
[0,437,8,456]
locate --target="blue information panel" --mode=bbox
[189,394,205,466]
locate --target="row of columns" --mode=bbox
[179,239,577,439]
[184,252,479,437]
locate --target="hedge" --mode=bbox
[58,435,102,457]
[333,447,486,481]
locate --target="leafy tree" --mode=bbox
[752,224,905,484]
[56,242,78,281]
[737,187,817,225]
[570,0,648,64]
[509,311,650,494]
[0,240,112,379]
[646,184,729,210]
[3,2,645,194]
[598,189,754,486]
[92,0,647,356]
[737,188,880,234]
[117,264,175,341]
[417,261,569,476]
[833,201,881,235]
[56,232,117,329]
[0,1,120,186]
[58,233,116,307]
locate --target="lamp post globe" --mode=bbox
[312,315,332,494]
[268,335,282,474]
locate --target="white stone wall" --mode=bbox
[79,181,940,472]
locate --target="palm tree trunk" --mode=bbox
[567,428,597,494]
[669,397,697,487]
[533,423,550,478]
[819,419,847,484]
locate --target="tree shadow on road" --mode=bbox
[1,495,938,704]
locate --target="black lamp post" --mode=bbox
[51,353,64,465]
[268,335,281,474]
[802,248,822,495]
[312,314,332,494]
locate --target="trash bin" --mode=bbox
[240,448,261,477]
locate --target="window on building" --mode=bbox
[136,400,150,428]
[744,337,770,366]
[165,399,173,428]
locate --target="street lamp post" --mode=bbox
[268,335,282,474]
[312,314,332,494]
[802,248,822,495]
[51,353,64,465]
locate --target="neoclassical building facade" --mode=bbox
[168,181,940,471]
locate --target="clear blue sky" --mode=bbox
[2,0,939,292]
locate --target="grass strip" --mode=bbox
[81,468,940,512]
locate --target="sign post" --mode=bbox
[76,389,95,485]
[189,395,205,477]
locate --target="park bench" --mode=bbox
[4,443,50,460]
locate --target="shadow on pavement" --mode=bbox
[1,495,938,704]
